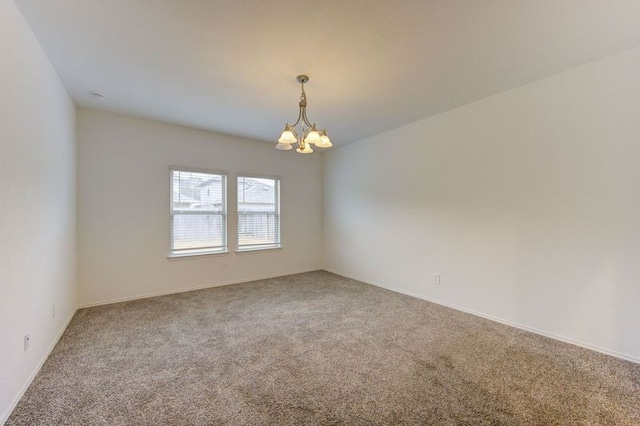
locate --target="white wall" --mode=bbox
[0,0,77,422]
[324,46,640,362]
[77,109,323,306]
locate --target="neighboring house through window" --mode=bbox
[170,168,227,256]
[237,175,280,251]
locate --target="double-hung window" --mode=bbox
[237,175,281,251]
[170,169,227,256]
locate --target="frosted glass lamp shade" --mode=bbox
[304,129,321,144]
[276,142,293,150]
[316,132,333,148]
[278,129,297,144]
[296,143,313,154]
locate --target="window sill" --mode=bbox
[235,246,282,254]
[167,250,229,260]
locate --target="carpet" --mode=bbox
[7,271,640,425]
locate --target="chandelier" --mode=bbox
[276,75,332,153]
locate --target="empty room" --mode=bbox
[1,0,639,424]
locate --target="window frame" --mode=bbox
[168,167,228,258]
[236,173,281,253]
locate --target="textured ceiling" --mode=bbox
[13,0,640,146]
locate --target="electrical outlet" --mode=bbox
[434,273,441,285]
[24,334,30,351]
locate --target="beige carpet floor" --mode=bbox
[7,271,640,425]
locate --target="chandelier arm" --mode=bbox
[301,106,314,128]
[289,104,303,128]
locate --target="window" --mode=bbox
[237,176,280,251]
[170,169,226,256]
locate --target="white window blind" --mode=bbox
[170,169,226,256]
[237,176,280,251]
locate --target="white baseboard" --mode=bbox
[1,308,77,425]
[78,268,322,309]
[324,268,640,365]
